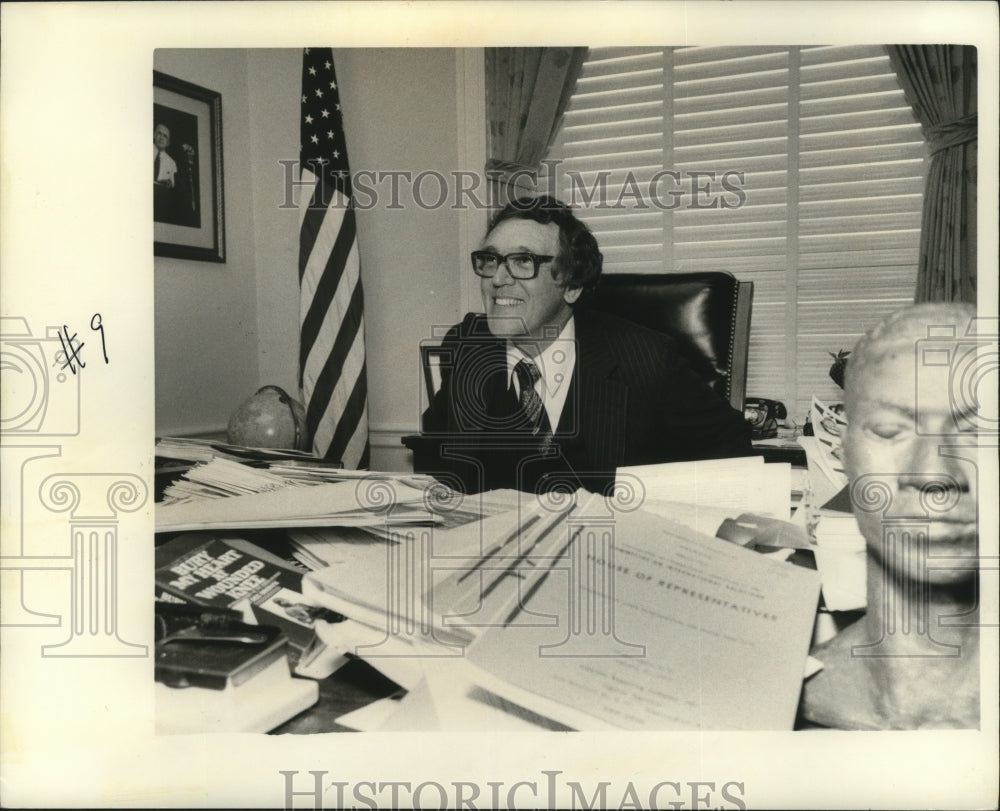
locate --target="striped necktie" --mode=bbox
[513,359,548,435]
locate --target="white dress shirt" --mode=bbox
[505,316,577,431]
[154,146,177,187]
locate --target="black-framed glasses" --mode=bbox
[471,250,554,280]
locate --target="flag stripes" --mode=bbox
[298,48,370,468]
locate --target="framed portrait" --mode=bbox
[153,70,225,262]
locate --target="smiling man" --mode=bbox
[800,302,984,729]
[420,195,751,494]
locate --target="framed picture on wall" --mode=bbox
[153,70,225,262]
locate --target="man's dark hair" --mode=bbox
[488,195,603,292]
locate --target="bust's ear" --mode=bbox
[563,286,583,305]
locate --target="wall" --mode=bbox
[157,48,472,471]
[246,48,469,470]
[154,49,259,436]
[335,48,467,469]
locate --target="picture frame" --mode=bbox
[153,70,225,262]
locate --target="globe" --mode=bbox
[226,385,308,451]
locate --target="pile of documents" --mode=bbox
[154,448,830,731]
[156,478,437,533]
[156,435,435,506]
[300,488,822,731]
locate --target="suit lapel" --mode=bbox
[450,318,526,432]
[573,312,628,469]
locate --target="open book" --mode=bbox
[303,491,821,730]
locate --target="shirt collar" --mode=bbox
[505,316,576,397]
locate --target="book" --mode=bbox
[155,532,348,677]
[155,601,288,689]
[153,600,319,734]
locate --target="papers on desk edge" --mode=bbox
[302,489,821,731]
[155,478,436,533]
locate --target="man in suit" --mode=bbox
[421,195,752,494]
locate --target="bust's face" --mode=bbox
[844,346,979,586]
[154,124,171,150]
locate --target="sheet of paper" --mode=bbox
[463,506,821,730]
[617,456,790,518]
[813,512,867,611]
[639,498,809,548]
[334,695,407,732]
[371,661,553,731]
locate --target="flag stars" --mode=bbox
[329,81,337,90]
[310,134,319,144]
[324,60,332,69]
[321,109,330,118]
[327,130,335,139]
[332,150,340,159]
[308,66,317,76]
[305,114,314,124]
[315,89,324,98]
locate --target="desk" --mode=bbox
[156,454,820,733]
[751,441,806,467]
[271,658,400,734]
[406,435,808,467]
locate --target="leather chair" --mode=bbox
[579,271,753,411]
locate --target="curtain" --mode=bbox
[485,47,587,200]
[887,45,977,304]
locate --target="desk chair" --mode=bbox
[579,271,753,412]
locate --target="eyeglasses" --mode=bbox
[471,251,554,280]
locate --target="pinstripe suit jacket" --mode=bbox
[420,310,751,493]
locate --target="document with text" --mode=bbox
[461,502,821,730]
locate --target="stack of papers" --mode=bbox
[156,435,320,465]
[155,479,436,533]
[157,436,439,506]
[302,489,822,730]
[616,456,792,519]
[160,457,295,504]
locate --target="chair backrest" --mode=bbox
[579,271,753,411]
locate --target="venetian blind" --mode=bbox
[544,45,927,422]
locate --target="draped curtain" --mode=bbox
[887,45,978,304]
[485,47,587,202]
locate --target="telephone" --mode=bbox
[743,397,787,440]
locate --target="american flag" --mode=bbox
[298,48,370,468]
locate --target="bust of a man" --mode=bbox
[800,302,983,729]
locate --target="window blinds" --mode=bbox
[545,45,927,422]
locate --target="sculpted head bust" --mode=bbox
[801,302,985,729]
